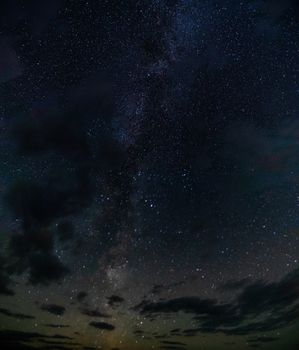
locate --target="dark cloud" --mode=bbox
[0,329,72,350]
[39,346,69,350]
[40,304,66,316]
[150,284,164,295]
[81,308,111,318]
[5,72,127,287]
[28,253,69,285]
[37,339,81,347]
[5,177,87,284]
[160,341,186,346]
[181,329,200,337]
[0,343,36,350]
[6,176,90,229]
[107,295,125,307]
[43,324,70,329]
[0,308,35,320]
[247,336,279,343]
[0,274,14,295]
[0,263,15,296]
[89,321,115,331]
[236,269,299,317]
[47,335,72,340]
[139,296,231,318]
[13,111,90,156]
[136,268,299,336]
[155,334,169,339]
[76,291,88,303]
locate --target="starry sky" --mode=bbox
[0,1,299,349]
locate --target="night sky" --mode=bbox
[0,1,299,349]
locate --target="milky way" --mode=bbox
[0,1,299,349]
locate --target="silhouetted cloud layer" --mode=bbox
[40,304,66,316]
[136,268,299,336]
[89,321,115,331]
